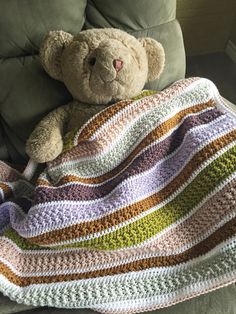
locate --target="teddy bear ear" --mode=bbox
[138,37,165,82]
[40,31,73,81]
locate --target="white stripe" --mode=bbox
[93,273,236,314]
[21,114,235,238]
[132,172,236,250]
[1,211,236,277]
[0,237,235,308]
[39,140,236,246]
[48,81,215,179]
[37,106,221,189]
[0,189,4,202]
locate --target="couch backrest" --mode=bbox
[85,0,186,91]
[0,0,185,163]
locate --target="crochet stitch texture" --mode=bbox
[0,77,236,313]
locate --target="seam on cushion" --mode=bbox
[2,19,178,60]
[126,18,178,34]
[84,6,176,32]
[0,53,39,60]
[86,1,113,28]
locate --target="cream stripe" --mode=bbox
[37,107,217,189]
[23,114,234,239]
[93,273,236,314]
[1,210,236,277]
[48,83,215,179]
[87,78,214,142]
[0,236,235,289]
[40,140,236,247]
[0,189,4,202]
[132,171,236,250]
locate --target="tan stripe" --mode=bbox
[1,216,236,287]
[47,100,215,187]
[0,163,20,181]
[75,78,197,142]
[49,102,139,167]
[49,79,198,169]
[1,179,236,274]
[150,179,236,252]
[77,100,132,141]
[36,179,50,186]
[30,129,236,245]
[0,183,12,197]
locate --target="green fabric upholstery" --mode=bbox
[0,0,86,163]
[3,1,234,314]
[85,0,186,91]
[0,0,185,164]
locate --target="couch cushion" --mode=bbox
[85,0,186,91]
[0,0,185,164]
[0,0,87,163]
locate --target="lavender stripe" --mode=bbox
[11,111,236,236]
[0,198,32,233]
[35,108,223,204]
[0,203,10,234]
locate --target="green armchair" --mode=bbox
[0,1,235,313]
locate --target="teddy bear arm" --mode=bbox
[26,103,72,163]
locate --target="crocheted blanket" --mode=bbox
[0,77,236,313]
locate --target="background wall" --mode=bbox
[177,0,236,56]
[229,18,236,46]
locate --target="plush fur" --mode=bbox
[26,28,165,163]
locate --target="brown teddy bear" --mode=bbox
[26,28,165,163]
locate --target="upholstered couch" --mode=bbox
[0,1,235,313]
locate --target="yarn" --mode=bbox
[0,78,236,313]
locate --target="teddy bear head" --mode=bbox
[40,28,165,105]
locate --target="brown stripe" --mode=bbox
[50,80,199,170]
[77,100,133,141]
[1,216,236,287]
[36,179,50,186]
[76,78,197,142]
[37,101,215,187]
[0,183,12,198]
[2,179,235,275]
[54,100,216,186]
[30,129,236,245]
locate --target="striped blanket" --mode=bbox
[0,77,236,313]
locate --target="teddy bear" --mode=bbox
[26,28,165,163]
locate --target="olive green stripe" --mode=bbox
[3,145,236,251]
[60,144,236,250]
[3,229,46,251]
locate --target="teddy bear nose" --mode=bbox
[113,59,123,72]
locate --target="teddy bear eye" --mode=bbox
[89,57,96,66]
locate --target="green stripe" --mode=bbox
[3,229,46,250]
[48,83,214,178]
[3,144,236,251]
[60,144,236,250]
[0,239,236,307]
